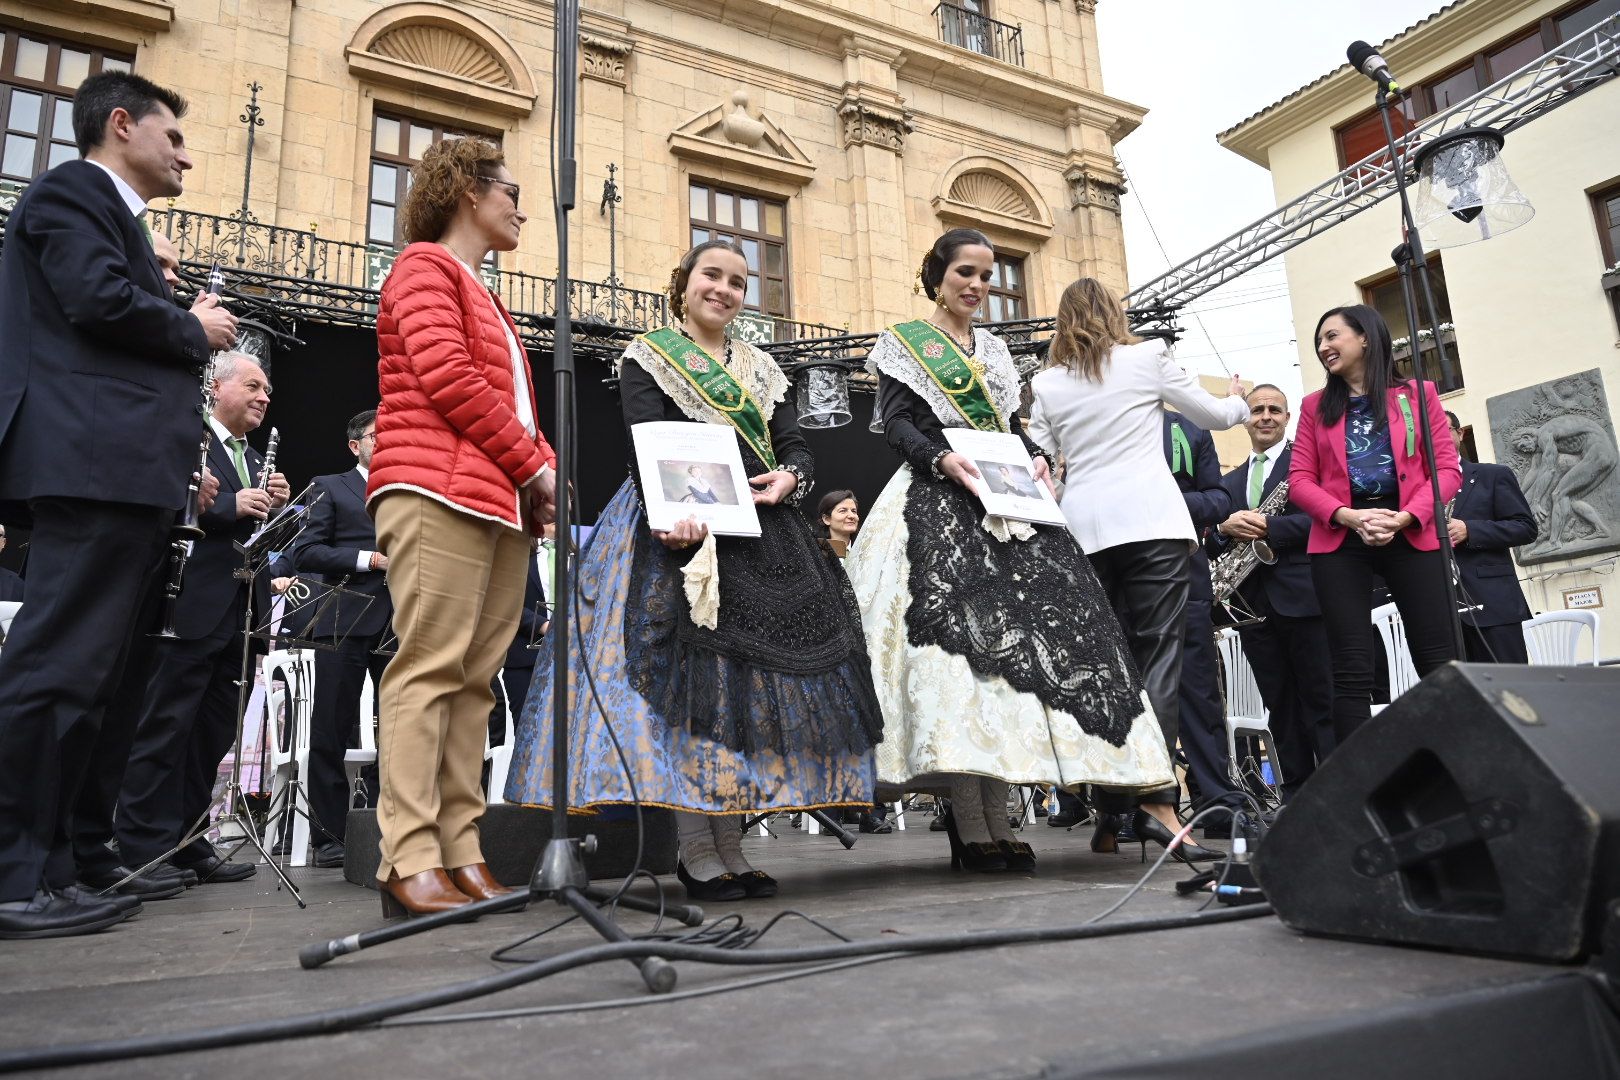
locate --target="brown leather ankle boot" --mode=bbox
[379,868,472,918]
[448,862,515,902]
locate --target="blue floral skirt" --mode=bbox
[503,481,877,814]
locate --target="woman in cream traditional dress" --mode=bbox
[504,240,883,901]
[844,228,1173,873]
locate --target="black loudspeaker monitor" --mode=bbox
[1255,663,1620,962]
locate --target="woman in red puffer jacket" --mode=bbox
[366,137,556,919]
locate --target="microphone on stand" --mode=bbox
[1348,40,1401,95]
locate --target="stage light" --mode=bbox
[1410,127,1534,247]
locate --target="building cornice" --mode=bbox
[0,0,172,43]
[1219,0,1548,166]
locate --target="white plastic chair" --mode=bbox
[1215,628,1282,792]
[261,648,315,866]
[1370,602,1420,713]
[1522,610,1600,666]
[343,670,379,815]
[484,671,516,805]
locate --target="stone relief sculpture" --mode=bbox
[1487,369,1620,564]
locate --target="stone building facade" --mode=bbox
[0,0,1144,337]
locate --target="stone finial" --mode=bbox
[721,90,767,149]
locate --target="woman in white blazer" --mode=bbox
[1028,278,1249,862]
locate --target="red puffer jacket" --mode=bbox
[368,242,554,530]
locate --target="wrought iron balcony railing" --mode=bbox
[934,2,1025,68]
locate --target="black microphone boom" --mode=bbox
[1348,40,1401,94]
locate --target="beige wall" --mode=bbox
[1221,0,1620,660]
[0,0,1145,331]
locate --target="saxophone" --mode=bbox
[1210,473,1293,606]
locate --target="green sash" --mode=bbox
[888,319,1004,433]
[1396,390,1417,458]
[640,328,776,468]
[1169,421,1193,477]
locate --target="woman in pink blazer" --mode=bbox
[1290,305,1462,742]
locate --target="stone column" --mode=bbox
[836,37,914,330]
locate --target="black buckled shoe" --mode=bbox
[675,862,747,901]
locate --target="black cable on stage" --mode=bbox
[0,903,1273,1074]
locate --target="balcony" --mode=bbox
[933,2,1025,68]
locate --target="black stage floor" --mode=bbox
[1,820,1614,1079]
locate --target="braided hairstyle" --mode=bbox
[667,238,749,322]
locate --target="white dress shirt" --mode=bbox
[85,159,148,218]
[1027,339,1250,554]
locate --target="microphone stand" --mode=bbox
[1376,85,1468,661]
[299,0,700,979]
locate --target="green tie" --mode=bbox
[138,213,152,243]
[229,437,251,487]
[1248,451,1267,509]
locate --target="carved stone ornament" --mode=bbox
[1486,368,1620,565]
[838,98,914,153]
[668,91,817,188]
[1075,0,1098,13]
[581,32,632,86]
[1065,166,1125,213]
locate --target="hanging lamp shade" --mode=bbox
[795,363,852,429]
[1410,127,1534,248]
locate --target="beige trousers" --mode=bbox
[371,490,531,881]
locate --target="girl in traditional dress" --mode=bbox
[503,240,883,901]
[844,228,1173,873]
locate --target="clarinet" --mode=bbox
[154,264,227,638]
[256,426,280,492]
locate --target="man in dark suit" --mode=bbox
[1162,412,1247,827]
[116,353,287,883]
[0,525,22,603]
[1211,385,1334,804]
[1445,412,1535,664]
[0,72,237,937]
[291,410,393,868]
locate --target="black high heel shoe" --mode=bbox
[1090,812,1124,854]
[942,810,1007,872]
[1131,810,1223,864]
[996,838,1036,872]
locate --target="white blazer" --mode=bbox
[1027,338,1249,554]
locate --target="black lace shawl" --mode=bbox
[878,374,1144,745]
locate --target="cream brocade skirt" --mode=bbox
[844,468,1175,797]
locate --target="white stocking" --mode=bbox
[676,811,727,880]
[709,815,756,876]
[981,778,1016,844]
[948,775,993,845]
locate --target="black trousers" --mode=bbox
[71,562,167,876]
[1236,607,1334,801]
[1087,539,1190,811]
[1311,533,1457,744]
[0,497,172,899]
[307,631,389,845]
[116,593,249,866]
[1463,621,1529,664]
[1178,597,1245,811]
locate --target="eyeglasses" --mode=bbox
[357,432,376,443]
[477,176,520,211]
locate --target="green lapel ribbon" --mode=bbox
[1396,391,1416,458]
[1169,421,1193,478]
[640,328,776,469]
[888,319,1005,433]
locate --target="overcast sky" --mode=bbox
[1094,0,1442,404]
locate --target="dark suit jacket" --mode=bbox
[1162,413,1229,604]
[0,160,209,521]
[168,430,273,640]
[1208,442,1319,619]
[0,566,21,603]
[505,550,547,670]
[290,469,392,639]
[1451,460,1535,627]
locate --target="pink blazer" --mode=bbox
[1289,381,1462,554]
